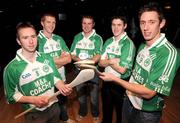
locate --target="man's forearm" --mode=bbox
[90,54,101,64]
[110,64,127,74]
[113,77,156,99]
[54,55,71,68]
[71,55,81,62]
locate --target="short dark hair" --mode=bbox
[81,15,94,23]
[16,22,36,39]
[41,12,56,22]
[111,15,127,25]
[138,2,165,22]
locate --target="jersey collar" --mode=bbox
[16,49,40,64]
[38,30,55,40]
[82,29,96,39]
[146,33,167,50]
[112,32,127,44]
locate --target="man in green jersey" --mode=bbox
[70,15,103,123]
[99,2,180,123]
[37,12,75,123]
[99,15,136,123]
[3,22,72,123]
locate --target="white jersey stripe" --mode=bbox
[127,39,134,61]
[164,43,173,75]
[164,42,177,76]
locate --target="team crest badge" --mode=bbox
[159,74,169,84]
[144,58,151,67]
[43,65,49,73]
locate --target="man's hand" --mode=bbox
[58,84,72,96]
[61,51,68,58]
[54,51,71,68]
[31,96,49,108]
[109,58,120,65]
[99,72,116,81]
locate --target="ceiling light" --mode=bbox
[164,5,171,9]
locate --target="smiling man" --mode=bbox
[37,12,74,123]
[99,2,180,123]
[3,22,72,123]
[70,15,103,123]
[99,15,136,123]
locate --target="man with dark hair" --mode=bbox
[99,15,136,123]
[100,2,180,123]
[3,22,72,123]
[37,12,75,123]
[70,15,103,123]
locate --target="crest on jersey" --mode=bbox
[144,58,151,67]
[159,74,169,84]
[43,65,49,73]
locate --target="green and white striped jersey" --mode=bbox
[70,29,103,60]
[3,49,62,111]
[127,33,180,111]
[38,30,70,81]
[101,32,136,79]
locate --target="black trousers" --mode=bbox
[54,86,69,121]
[101,81,125,123]
[25,103,60,123]
[57,94,69,121]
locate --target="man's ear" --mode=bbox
[124,23,127,30]
[41,21,44,27]
[160,19,166,29]
[16,38,21,46]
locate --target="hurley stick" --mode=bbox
[74,59,95,65]
[79,64,102,75]
[14,69,95,119]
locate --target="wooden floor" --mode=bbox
[0,67,180,123]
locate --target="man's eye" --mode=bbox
[32,35,37,38]
[23,36,28,39]
[140,22,145,25]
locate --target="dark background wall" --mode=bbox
[0,0,180,86]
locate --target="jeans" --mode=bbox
[76,73,99,117]
[101,82,125,123]
[122,96,162,123]
[25,103,60,123]
[57,94,69,121]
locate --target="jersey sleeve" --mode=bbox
[120,40,136,69]
[177,48,180,68]
[101,39,111,60]
[37,36,44,52]
[94,36,103,55]
[59,36,70,53]
[70,36,78,55]
[145,48,178,96]
[3,65,23,104]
